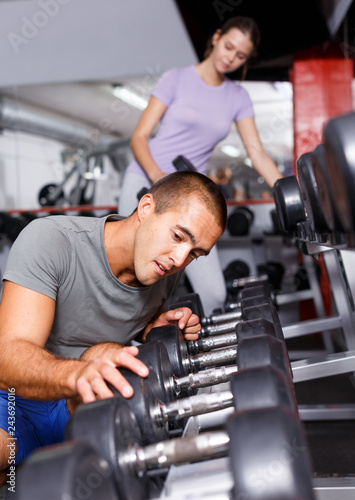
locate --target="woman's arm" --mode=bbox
[236,117,283,188]
[130,96,168,183]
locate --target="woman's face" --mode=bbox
[211,27,254,75]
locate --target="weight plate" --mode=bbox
[66,398,148,500]
[113,366,170,445]
[236,317,278,341]
[146,325,190,378]
[273,176,306,232]
[227,206,254,236]
[240,284,271,300]
[242,302,283,341]
[38,183,65,207]
[237,334,288,374]
[231,365,296,414]
[137,341,191,432]
[137,342,176,402]
[15,441,116,500]
[297,152,330,233]
[324,112,355,232]
[228,407,315,500]
[311,144,343,232]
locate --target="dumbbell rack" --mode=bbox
[276,251,335,358]
[153,226,355,499]
[283,223,355,499]
[286,226,355,385]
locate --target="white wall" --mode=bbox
[0,129,122,210]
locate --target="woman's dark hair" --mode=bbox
[204,16,261,79]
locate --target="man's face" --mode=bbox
[133,196,222,286]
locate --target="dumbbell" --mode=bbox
[137,327,293,405]
[17,405,316,500]
[172,295,279,338]
[311,143,345,235]
[111,325,293,443]
[226,282,277,313]
[161,302,287,375]
[16,403,315,500]
[273,175,307,233]
[146,320,279,377]
[43,400,314,500]
[0,212,34,243]
[226,273,271,295]
[137,155,197,201]
[172,286,274,327]
[72,320,292,447]
[157,406,315,500]
[147,325,236,377]
[13,440,118,500]
[297,151,331,235]
[323,111,355,234]
[227,206,254,236]
[136,340,238,405]
[68,361,296,448]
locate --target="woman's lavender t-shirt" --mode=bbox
[127,65,254,177]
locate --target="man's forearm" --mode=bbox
[0,339,86,401]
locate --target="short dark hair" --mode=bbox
[148,171,227,232]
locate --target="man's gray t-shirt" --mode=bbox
[3,215,183,359]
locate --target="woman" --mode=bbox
[119,16,283,315]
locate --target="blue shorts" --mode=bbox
[0,389,70,466]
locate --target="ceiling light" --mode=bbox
[220,145,241,157]
[112,85,148,110]
[244,157,253,168]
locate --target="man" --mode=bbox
[0,171,227,481]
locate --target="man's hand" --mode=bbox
[149,307,201,341]
[73,346,149,405]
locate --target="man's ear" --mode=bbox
[137,193,156,222]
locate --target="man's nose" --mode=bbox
[171,246,190,268]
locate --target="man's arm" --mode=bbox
[0,281,148,403]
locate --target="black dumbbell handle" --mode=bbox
[172,155,197,172]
